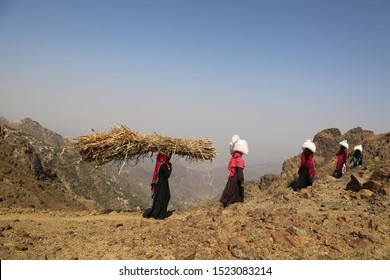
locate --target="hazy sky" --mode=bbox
[1,0,389,167]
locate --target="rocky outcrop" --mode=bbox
[14,118,68,149]
[313,128,342,160]
[1,118,68,149]
[261,127,390,192]
[24,143,57,180]
[346,165,390,195]
[258,174,278,190]
[0,123,140,210]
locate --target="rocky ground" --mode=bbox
[1,126,389,260]
[1,166,389,260]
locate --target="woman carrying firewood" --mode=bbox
[220,135,248,208]
[143,153,172,219]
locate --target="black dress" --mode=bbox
[220,167,244,207]
[351,150,363,168]
[294,165,311,191]
[294,149,314,191]
[143,162,172,220]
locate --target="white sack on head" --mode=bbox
[229,135,249,155]
[229,135,240,155]
[302,139,316,153]
[354,144,363,152]
[339,140,349,149]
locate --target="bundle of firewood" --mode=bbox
[70,124,217,165]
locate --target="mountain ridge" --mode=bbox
[0,116,232,210]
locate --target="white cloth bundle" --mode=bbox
[229,135,249,155]
[353,144,363,152]
[339,140,349,149]
[301,139,316,153]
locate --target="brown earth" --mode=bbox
[1,170,389,260]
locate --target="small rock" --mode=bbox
[289,226,307,236]
[346,174,366,192]
[228,237,246,250]
[271,231,291,246]
[207,224,218,230]
[337,216,350,223]
[107,240,118,246]
[1,225,12,232]
[228,237,249,259]
[379,187,390,196]
[300,190,313,199]
[376,224,390,234]
[371,170,390,181]
[0,245,10,251]
[348,237,374,250]
[357,189,374,199]
[174,249,196,260]
[286,235,305,248]
[363,180,382,193]
[14,245,28,251]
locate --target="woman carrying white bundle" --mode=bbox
[220,135,248,208]
[350,144,363,168]
[294,139,316,191]
[333,140,349,178]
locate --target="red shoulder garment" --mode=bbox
[227,152,245,179]
[151,154,170,192]
[300,152,315,179]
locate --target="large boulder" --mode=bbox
[313,128,342,160]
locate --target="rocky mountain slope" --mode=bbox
[0,117,154,210]
[0,117,228,211]
[0,125,389,260]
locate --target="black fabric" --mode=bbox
[294,165,313,191]
[220,167,244,207]
[351,150,363,167]
[333,168,343,178]
[303,148,312,161]
[143,162,172,220]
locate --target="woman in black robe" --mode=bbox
[143,153,172,220]
[220,151,245,208]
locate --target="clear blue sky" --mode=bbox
[1,0,389,167]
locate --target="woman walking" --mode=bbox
[220,135,248,208]
[294,139,316,191]
[143,153,172,219]
[350,144,363,168]
[333,140,349,178]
